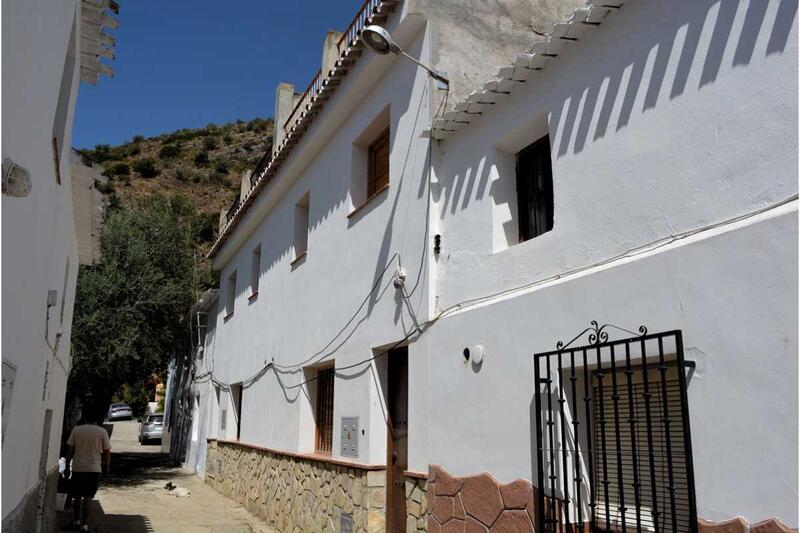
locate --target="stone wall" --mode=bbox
[206,439,388,532]
[405,475,428,532]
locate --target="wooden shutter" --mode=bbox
[368,128,390,197]
[593,366,691,533]
[315,367,335,453]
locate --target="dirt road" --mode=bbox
[56,420,277,532]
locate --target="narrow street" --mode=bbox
[56,421,277,533]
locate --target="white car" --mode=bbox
[107,402,133,421]
[138,413,164,444]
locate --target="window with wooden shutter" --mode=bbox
[315,367,335,454]
[367,128,390,197]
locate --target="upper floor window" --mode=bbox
[367,127,390,197]
[250,245,261,298]
[292,192,310,266]
[516,136,554,242]
[225,270,237,318]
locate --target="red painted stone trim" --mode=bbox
[426,465,797,533]
[698,516,798,533]
[427,465,537,533]
[207,437,386,471]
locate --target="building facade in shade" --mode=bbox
[1,0,117,530]
[175,1,797,532]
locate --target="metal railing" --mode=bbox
[225,197,240,224]
[282,68,323,133]
[283,0,383,134]
[337,0,381,54]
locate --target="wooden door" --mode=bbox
[386,347,408,532]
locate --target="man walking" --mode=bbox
[65,408,111,532]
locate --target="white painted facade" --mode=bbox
[188,0,797,528]
[2,0,116,528]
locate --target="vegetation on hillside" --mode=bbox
[82,117,273,259]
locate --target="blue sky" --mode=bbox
[74,0,364,148]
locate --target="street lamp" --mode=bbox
[361,25,449,87]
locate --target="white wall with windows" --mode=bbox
[2,0,84,526]
[197,0,797,528]
[208,17,433,467]
[417,0,797,526]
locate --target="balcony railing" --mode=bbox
[337,0,382,54]
[282,68,323,133]
[282,0,383,134]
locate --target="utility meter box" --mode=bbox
[340,417,359,458]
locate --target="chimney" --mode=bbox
[240,170,253,200]
[273,82,296,155]
[321,30,344,76]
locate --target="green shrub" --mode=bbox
[109,162,130,177]
[223,133,233,145]
[214,159,230,174]
[128,145,141,156]
[208,171,229,186]
[132,135,145,143]
[191,212,217,244]
[193,151,209,166]
[202,136,218,151]
[169,194,195,216]
[94,179,115,195]
[174,167,188,182]
[159,144,181,159]
[133,158,159,178]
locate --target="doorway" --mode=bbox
[386,347,408,532]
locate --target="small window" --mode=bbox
[59,259,70,324]
[516,136,554,242]
[225,271,237,318]
[250,245,261,297]
[315,367,335,454]
[367,128,390,197]
[293,192,310,264]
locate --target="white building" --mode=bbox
[179,1,797,532]
[2,1,117,530]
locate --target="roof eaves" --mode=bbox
[423,0,626,141]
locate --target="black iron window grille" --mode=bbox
[533,322,698,533]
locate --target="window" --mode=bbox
[59,259,70,324]
[516,136,554,242]
[314,367,335,454]
[367,128,390,197]
[293,192,310,264]
[250,245,261,298]
[225,271,237,318]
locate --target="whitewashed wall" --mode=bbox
[209,22,433,466]
[2,0,82,522]
[420,0,797,526]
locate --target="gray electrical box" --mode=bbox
[340,416,359,458]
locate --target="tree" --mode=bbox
[67,195,197,412]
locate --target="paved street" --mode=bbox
[56,420,277,533]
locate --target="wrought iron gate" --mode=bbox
[533,322,698,533]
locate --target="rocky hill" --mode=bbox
[81,117,274,260]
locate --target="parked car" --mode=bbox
[107,402,133,421]
[138,413,164,444]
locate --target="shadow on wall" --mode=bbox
[439,0,797,217]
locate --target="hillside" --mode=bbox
[82,117,274,260]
